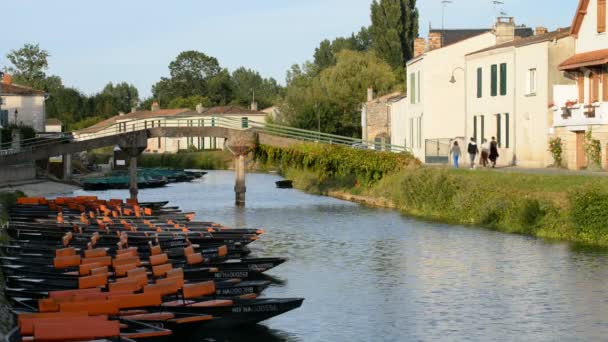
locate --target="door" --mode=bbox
[576,131,587,169]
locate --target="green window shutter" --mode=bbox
[500,63,507,96]
[417,71,421,103]
[505,113,510,148]
[491,65,498,96]
[496,114,502,146]
[481,115,485,142]
[473,116,478,142]
[477,68,483,98]
[410,73,416,104]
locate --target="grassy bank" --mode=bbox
[256,144,608,247]
[138,151,232,170]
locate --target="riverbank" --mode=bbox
[255,143,608,248]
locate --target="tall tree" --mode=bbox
[370,0,419,69]
[5,43,49,89]
[231,67,281,109]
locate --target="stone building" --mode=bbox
[361,88,406,147]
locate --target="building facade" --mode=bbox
[552,0,608,169]
[0,74,47,132]
[466,28,575,167]
[361,88,405,147]
[405,19,533,163]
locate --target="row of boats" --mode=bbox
[81,169,207,191]
[2,196,303,341]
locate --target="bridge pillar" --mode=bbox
[118,131,148,201]
[225,132,256,207]
[234,154,246,206]
[62,153,72,181]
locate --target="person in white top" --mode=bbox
[480,139,490,168]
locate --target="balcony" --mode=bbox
[553,102,608,128]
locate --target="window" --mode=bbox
[409,118,414,149]
[473,116,478,142]
[241,117,249,128]
[477,68,483,98]
[599,0,607,33]
[491,65,498,96]
[500,63,507,96]
[417,117,422,149]
[496,114,502,146]
[527,68,537,95]
[410,73,416,104]
[0,110,8,127]
[505,113,510,148]
[417,71,421,103]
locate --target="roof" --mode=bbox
[467,28,571,56]
[429,27,534,47]
[77,108,189,133]
[202,106,265,115]
[0,83,46,96]
[45,118,62,126]
[571,0,590,36]
[367,92,406,104]
[558,48,608,70]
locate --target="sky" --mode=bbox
[0,0,578,98]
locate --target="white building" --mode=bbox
[466,28,575,167]
[552,0,608,169]
[406,19,533,163]
[0,74,47,132]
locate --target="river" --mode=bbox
[67,171,608,341]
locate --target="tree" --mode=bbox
[5,43,50,89]
[167,96,213,110]
[370,0,419,69]
[207,69,233,106]
[101,82,139,113]
[230,67,282,109]
[166,50,221,98]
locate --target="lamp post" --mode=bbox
[449,66,468,142]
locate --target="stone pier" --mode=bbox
[225,132,256,207]
[63,154,72,181]
[118,132,148,201]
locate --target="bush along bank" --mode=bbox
[255,144,608,247]
[138,151,232,170]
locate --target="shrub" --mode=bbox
[1,124,36,146]
[585,130,602,170]
[139,151,231,170]
[548,137,563,167]
[569,185,608,237]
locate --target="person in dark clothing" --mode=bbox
[480,139,490,168]
[467,137,479,169]
[489,136,500,168]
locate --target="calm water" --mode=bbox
[67,171,608,341]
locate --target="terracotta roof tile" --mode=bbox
[45,118,62,125]
[559,48,608,70]
[0,83,46,96]
[468,28,571,56]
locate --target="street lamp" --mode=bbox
[450,67,465,83]
[448,66,469,142]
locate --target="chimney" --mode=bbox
[414,38,426,58]
[494,17,516,44]
[118,111,125,116]
[428,32,442,50]
[151,101,160,112]
[131,107,136,113]
[367,87,374,102]
[2,73,12,85]
[250,101,258,111]
[535,26,548,36]
[196,103,204,114]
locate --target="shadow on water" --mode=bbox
[180,325,298,342]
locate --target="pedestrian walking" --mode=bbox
[467,137,479,169]
[480,138,490,168]
[489,137,500,168]
[450,141,461,169]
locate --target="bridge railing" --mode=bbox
[0,116,410,157]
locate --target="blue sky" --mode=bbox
[0,0,578,98]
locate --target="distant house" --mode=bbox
[45,118,63,133]
[361,89,406,149]
[75,102,267,154]
[406,18,533,163]
[466,27,575,167]
[261,106,280,121]
[0,74,47,131]
[552,0,608,169]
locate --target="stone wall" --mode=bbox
[364,101,391,144]
[0,162,36,185]
[552,125,608,170]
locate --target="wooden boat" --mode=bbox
[275,180,294,189]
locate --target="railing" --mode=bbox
[0,116,410,157]
[553,102,608,127]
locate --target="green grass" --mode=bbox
[262,145,608,248]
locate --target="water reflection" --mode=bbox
[66,170,608,341]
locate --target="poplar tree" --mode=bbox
[370,0,419,69]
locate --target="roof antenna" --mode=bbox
[441,0,453,46]
[493,1,507,17]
